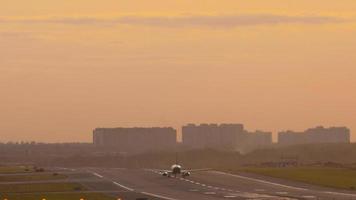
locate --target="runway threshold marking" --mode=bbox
[141,191,179,200]
[212,171,309,191]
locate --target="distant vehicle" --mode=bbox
[156,155,210,178]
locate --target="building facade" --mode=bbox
[93,127,177,153]
[278,126,350,145]
[182,123,272,152]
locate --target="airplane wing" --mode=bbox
[145,168,170,173]
[182,168,212,173]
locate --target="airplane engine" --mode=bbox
[182,172,191,178]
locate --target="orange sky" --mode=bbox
[1,0,356,142]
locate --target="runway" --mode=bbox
[85,168,356,200]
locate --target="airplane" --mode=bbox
[156,155,211,178]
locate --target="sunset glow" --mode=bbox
[1,0,356,142]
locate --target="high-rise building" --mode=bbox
[240,130,273,152]
[182,123,272,152]
[93,127,177,153]
[278,126,350,145]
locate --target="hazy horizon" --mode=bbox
[1,0,356,143]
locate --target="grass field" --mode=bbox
[0,193,115,200]
[237,167,356,190]
[0,183,86,193]
[0,166,117,200]
[0,173,67,182]
[0,166,34,174]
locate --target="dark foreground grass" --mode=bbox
[237,167,356,190]
[0,174,67,182]
[0,166,34,174]
[0,193,115,200]
[0,183,85,193]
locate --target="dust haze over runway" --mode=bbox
[83,168,356,200]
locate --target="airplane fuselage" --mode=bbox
[171,164,182,175]
[162,164,190,178]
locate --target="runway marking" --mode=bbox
[112,167,127,170]
[141,191,179,200]
[323,191,356,197]
[255,189,265,192]
[276,192,288,195]
[224,195,237,198]
[301,195,316,199]
[176,174,281,199]
[147,170,292,200]
[92,172,104,178]
[112,181,134,192]
[212,171,309,191]
[204,192,216,195]
[238,192,274,198]
[88,171,134,192]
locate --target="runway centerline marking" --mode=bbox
[141,191,179,200]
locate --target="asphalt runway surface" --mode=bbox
[84,168,356,200]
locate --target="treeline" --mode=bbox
[1,143,356,169]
